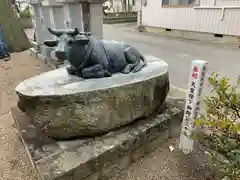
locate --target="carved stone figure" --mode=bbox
[44,28,146,79]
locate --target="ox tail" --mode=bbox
[140,54,147,67]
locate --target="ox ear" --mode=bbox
[44,40,57,47]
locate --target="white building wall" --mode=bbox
[142,0,240,36]
[112,0,141,12]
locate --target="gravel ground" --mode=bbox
[110,138,220,180]
[0,51,51,180]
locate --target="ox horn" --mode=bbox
[47,28,63,37]
[67,28,79,36]
[79,32,92,36]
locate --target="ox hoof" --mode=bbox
[66,66,76,75]
[132,62,146,73]
[132,66,142,73]
[121,64,135,74]
[104,70,112,77]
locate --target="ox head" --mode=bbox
[44,28,90,61]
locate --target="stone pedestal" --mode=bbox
[11,93,185,180]
[16,56,169,139]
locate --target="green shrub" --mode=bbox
[193,73,240,180]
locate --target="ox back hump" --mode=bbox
[101,40,129,73]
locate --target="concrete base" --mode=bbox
[140,26,240,48]
[11,96,184,180]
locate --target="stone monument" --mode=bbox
[16,31,169,139]
[11,32,188,180]
[29,0,103,63]
[29,0,44,54]
[56,0,103,39]
[29,0,65,59]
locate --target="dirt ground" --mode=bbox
[0,51,51,180]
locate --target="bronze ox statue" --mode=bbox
[44,28,146,79]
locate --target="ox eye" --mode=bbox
[68,40,73,45]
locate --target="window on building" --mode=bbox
[162,0,198,6]
[132,0,136,5]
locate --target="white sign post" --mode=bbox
[179,60,208,155]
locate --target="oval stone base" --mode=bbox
[16,56,169,139]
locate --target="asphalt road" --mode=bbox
[103,23,240,93]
